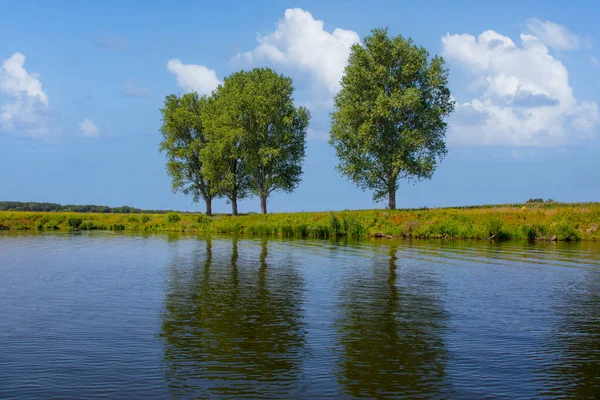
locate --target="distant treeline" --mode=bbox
[0,202,175,214]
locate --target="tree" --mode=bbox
[236,68,309,214]
[159,93,217,215]
[329,28,454,209]
[201,74,252,216]
[202,68,310,215]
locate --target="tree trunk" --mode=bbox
[260,194,268,215]
[231,194,238,216]
[205,197,212,216]
[388,187,396,210]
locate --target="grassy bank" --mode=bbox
[1,202,599,241]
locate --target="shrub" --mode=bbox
[44,220,60,230]
[127,215,139,223]
[329,213,341,237]
[35,219,45,230]
[196,214,209,224]
[141,215,150,223]
[485,217,504,239]
[166,213,181,223]
[79,220,95,230]
[554,222,580,242]
[67,216,83,229]
[111,223,125,231]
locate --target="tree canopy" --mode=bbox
[202,68,309,215]
[329,28,454,209]
[159,92,216,215]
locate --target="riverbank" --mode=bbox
[1,202,599,241]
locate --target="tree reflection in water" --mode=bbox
[542,264,600,398]
[335,243,453,398]
[160,238,306,398]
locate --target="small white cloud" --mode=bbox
[442,29,598,146]
[525,18,580,51]
[0,52,47,104]
[591,56,600,67]
[167,59,221,95]
[0,52,51,138]
[123,79,152,97]
[79,118,98,137]
[233,8,360,95]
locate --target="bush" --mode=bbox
[67,216,83,229]
[329,213,341,237]
[35,219,45,230]
[141,215,150,223]
[166,213,181,223]
[127,215,139,223]
[111,223,125,231]
[79,220,95,230]
[196,214,209,224]
[554,222,580,242]
[44,221,60,229]
[485,217,504,239]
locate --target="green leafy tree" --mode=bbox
[159,93,217,215]
[330,28,454,209]
[203,68,310,215]
[201,75,252,216]
[237,68,309,214]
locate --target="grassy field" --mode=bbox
[1,202,599,241]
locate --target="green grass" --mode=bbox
[1,202,599,241]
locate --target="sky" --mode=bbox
[1,0,600,213]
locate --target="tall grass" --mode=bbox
[1,202,599,241]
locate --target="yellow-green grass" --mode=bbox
[1,202,599,241]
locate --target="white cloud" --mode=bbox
[123,79,152,97]
[591,56,600,67]
[442,29,598,146]
[0,52,51,138]
[79,118,98,137]
[233,8,360,94]
[525,18,580,51]
[167,59,221,95]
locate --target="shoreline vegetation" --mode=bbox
[1,202,599,242]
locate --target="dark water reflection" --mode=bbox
[1,233,599,399]
[334,244,453,398]
[161,238,306,398]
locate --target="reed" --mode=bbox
[1,202,598,241]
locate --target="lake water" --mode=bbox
[1,232,599,399]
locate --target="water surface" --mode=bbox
[1,233,599,398]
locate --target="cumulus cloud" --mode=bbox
[233,8,360,94]
[123,79,152,98]
[79,118,98,137]
[167,59,221,95]
[525,18,580,51]
[0,52,51,138]
[442,29,598,146]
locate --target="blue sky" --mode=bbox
[1,0,599,212]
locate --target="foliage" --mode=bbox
[160,92,216,215]
[201,73,252,215]
[330,28,454,209]
[231,68,309,214]
[0,201,173,214]
[1,202,599,241]
[201,68,309,215]
[166,213,181,223]
[67,216,83,229]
